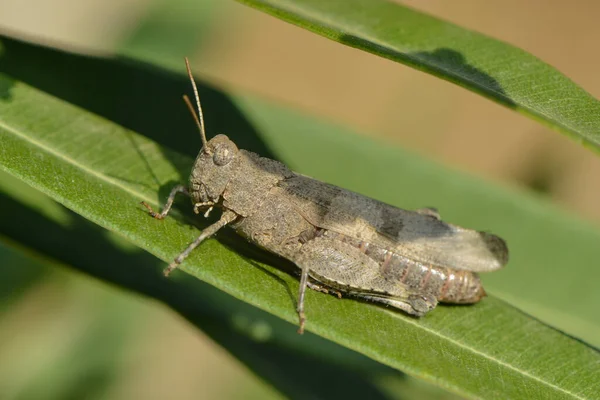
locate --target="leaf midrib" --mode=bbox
[0,119,160,207]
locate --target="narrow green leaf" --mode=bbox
[237,0,600,152]
[0,171,448,400]
[0,53,598,399]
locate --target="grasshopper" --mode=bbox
[142,58,509,334]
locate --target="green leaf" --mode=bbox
[0,38,598,399]
[0,171,451,400]
[236,0,600,152]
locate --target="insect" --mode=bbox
[142,58,509,334]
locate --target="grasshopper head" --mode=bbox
[189,134,239,206]
[180,58,241,210]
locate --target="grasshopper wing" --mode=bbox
[280,175,508,272]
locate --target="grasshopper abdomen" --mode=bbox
[322,231,485,304]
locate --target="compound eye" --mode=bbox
[213,144,234,166]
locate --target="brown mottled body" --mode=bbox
[222,161,496,317]
[142,58,509,334]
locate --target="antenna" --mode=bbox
[184,57,208,148]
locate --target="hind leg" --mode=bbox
[358,293,437,316]
[292,236,437,333]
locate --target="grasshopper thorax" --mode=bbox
[189,134,239,206]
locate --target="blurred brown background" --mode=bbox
[0,0,598,399]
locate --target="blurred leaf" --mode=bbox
[0,247,140,400]
[119,0,225,71]
[0,239,46,311]
[237,0,600,152]
[0,39,598,399]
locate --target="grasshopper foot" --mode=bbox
[163,263,177,277]
[141,201,164,220]
[297,312,306,335]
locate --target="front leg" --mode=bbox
[164,210,238,276]
[142,184,189,219]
